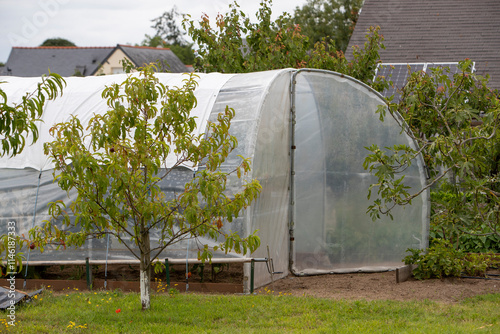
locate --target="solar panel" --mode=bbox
[376,63,425,101]
[425,62,461,82]
[374,62,474,102]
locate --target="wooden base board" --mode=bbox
[396,265,418,283]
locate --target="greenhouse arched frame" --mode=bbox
[0,68,429,292]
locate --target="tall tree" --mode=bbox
[151,7,186,46]
[292,0,363,52]
[40,38,76,47]
[31,64,261,310]
[184,0,384,88]
[142,7,195,65]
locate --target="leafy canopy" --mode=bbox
[184,0,385,88]
[151,6,187,46]
[292,0,363,52]
[0,73,65,156]
[40,38,76,47]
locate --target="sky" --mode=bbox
[0,0,308,63]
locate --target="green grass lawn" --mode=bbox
[3,288,500,333]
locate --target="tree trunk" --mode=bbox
[140,229,151,310]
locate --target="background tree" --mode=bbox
[40,38,76,47]
[184,0,384,88]
[31,64,261,310]
[364,60,500,251]
[151,7,186,46]
[292,0,363,52]
[141,7,195,65]
[140,34,195,65]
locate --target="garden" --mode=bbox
[1,1,500,332]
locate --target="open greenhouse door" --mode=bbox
[290,69,430,275]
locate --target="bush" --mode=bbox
[404,239,464,279]
[430,190,500,253]
[404,239,499,280]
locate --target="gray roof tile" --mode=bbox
[117,45,188,73]
[347,0,500,89]
[2,45,188,77]
[3,46,114,77]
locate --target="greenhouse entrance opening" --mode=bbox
[290,69,429,276]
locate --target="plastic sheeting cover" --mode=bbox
[0,73,233,171]
[0,70,293,273]
[200,69,293,290]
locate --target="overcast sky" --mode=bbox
[0,0,308,63]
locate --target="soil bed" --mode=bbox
[264,269,500,303]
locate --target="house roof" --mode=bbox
[3,46,114,77]
[347,0,500,90]
[116,45,188,73]
[2,45,188,77]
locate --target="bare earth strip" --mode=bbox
[263,271,500,303]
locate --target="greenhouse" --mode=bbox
[0,69,429,292]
